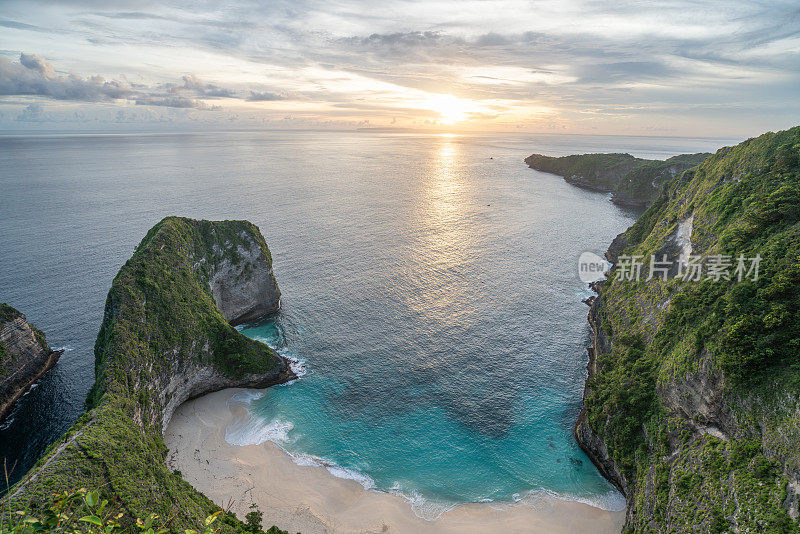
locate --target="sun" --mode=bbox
[427,94,473,125]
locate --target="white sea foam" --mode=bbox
[225,416,294,446]
[223,404,626,520]
[519,487,626,513]
[222,360,625,521]
[278,348,307,380]
[390,489,457,521]
[227,389,265,406]
[288,452,376,489]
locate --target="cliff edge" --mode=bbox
[0,303,62,422]
[576,127,800,532]
[4,217,294,533]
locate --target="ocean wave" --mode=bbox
[387,487,457,521]
[290,453,376,490]
[225,416,294,446]
[223,407,626,519]
[277,348,307,381]
[517,487,626,512]
[226,389,265,406]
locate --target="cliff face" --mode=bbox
[0,304,62,422]
[525,152,710,208]
[576,127,800,532]
[207,233,281,326]
[6,217,293,533]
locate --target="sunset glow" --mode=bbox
[0,1,797,136]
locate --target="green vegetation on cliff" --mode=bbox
[87,217,281,417]
[0,304,22,323]
[525,151,711,207]
[2,217,290,534]
[583,126,800,532]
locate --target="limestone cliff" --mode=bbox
[5,217,293,533]
[575,127,800,532]
[0,303,62,422]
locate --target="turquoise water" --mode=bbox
[0,130,732,499]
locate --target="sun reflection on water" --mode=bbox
[398,138,484,342]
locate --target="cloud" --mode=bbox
[134,95,208,108]
[1,0,799,133]
[19,53,56,78]
[15,103,43,121]
[0,53,133,101]
[0,19,52,32]
[575,61,678,84]
[163,74,236,98]
[0,54,291,109]
[246,90,286,101]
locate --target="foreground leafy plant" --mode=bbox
[1,488,225,534]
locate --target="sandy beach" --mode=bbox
[164,389,625,534]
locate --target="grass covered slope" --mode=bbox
[579,126,800,532]
[525,152,711,207]
[4,217,293,534]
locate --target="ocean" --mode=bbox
[0,130,734,508]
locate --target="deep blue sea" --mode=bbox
[0,130,735,507]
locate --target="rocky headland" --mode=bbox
[0,303,63,422]
[525,152,711,208]
[4,217,294,533]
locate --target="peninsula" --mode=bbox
[525,152,711,208]
[4,217,294,533]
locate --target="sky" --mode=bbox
[0,0,798,136]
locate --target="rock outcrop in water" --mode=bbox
[4,217,293,533]
[525,152,711,208]
[0,303,62,422]
[576,126,800,532]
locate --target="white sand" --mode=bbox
[164,389,625,534]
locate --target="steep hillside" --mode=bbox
[577,126,800,532]
[525,152,711,207]
[3,217,294,534]
[0,303,62,422]
[612,153,711,207]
